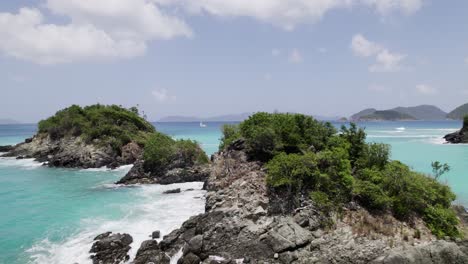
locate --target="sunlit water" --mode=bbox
[0,121,466,263]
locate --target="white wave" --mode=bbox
[28,182,206,264]
[81,164,133,173]
[0,157,43,170]
[395,127,406,131]
[367,135,439,138]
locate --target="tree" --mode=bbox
[431,161,450,181]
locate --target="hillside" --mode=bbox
[359,110,416,121]
[350,108,377,121]
[159,113,252,122]
[447,103,468,120]
[3,105,157,168]
[392,105,447,120]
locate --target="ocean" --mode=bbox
[0,121,466,263]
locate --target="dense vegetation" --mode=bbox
[38,104,156,152]
[220,112,460,238]
[447,103,468,120]
[143,132,209,174]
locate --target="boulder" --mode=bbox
[89,232,133,264]
[164,188,181,194]
[0,145,13,152]
[152,230,161,239]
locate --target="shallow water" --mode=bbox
[0,120,466,263]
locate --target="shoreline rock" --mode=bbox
[130,145,468,264]
[89,232,133,264]
[444,118,468,144]
[1,134,142,169]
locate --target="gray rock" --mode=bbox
[152,230,161,239]
[164,188,181,194]
[89,232,133,264]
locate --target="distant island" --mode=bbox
[159,113,343,122]
[158,113,253,122]
[447,103,468,120]
[351,104,468,121]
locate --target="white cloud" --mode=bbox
[351,34,406,72]
[460,89,468,96]
[369,49,406,72]
[152,89,176,102]
[465,57,468,65]
[264,73,272,81]
[415,84,437,95]
[351,34,383,57]
[0,0,425,64]
[288,49,303,63]
[361,0,423,15]
[0,1,191,64]
[159,0,425,30]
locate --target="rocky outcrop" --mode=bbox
[444,130,468,144]
[0,145,13,152]
[1,134,142,169]
[444,120,468,144]
[131,144,468,264]
[89,232,133,264]
[116,159,210,185]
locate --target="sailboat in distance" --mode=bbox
[199,121,207,128]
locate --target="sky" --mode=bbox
[0,0,467,122]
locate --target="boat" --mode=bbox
[200,122,207,128]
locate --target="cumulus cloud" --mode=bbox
[161,0,425,30]
[288,49,303,63]
[351,34,406,72]
[361,0,423,15]
[351,34,382,57]
[0,1,191,64]
[370,49,406,72]
[152,89,176,102]
[415,84,437,95]
[0,0,425,64]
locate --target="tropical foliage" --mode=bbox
[221,112,460,238]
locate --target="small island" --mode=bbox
[1,105,208,178]
[444,116,468,144]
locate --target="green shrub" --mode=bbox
[219,124,241,150]
[424,205,461,238]
[236,112,336,160]
[143,133,176,172]
[353,180,391,211]
[38,104,155,152]
[225,112,460,238]
[143,133,208,173]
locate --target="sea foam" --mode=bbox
[28,182,206,264]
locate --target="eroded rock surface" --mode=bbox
[89,232,133,264]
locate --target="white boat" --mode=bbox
[396,127,406,131]
[199,122,207,128]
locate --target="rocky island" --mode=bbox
[111,113,467,264]
[444,116,468,144]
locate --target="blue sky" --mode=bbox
[0,0,467,122]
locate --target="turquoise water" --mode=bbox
[0,121,467,263]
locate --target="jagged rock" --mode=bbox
[372,240,468,264]
[116,159,210,185]
[133,239,170,264]
[152,230,161,239]
[0,145,13,152]
[131,144,468,264]
[89,232,133,264]
[444,120,468,144]
[164,188,181,194]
